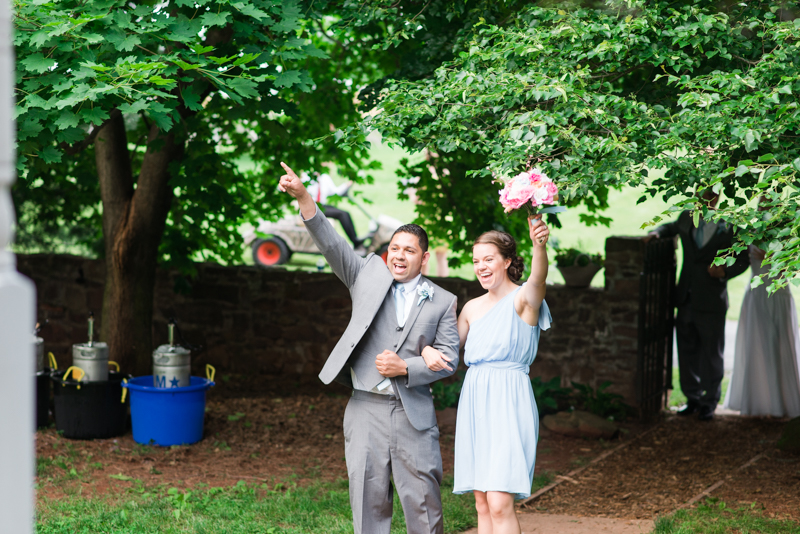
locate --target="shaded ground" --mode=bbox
[714,438,800,518]
[533,414,799,521]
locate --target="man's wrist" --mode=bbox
[299,199,318,221]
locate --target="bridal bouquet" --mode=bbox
[498,168,560,215]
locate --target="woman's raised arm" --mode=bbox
[516,215,549,326]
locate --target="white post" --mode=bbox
[0,0,36,530]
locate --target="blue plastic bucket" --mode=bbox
[123,376,214,446]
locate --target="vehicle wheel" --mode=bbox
[252,238,291,266]
[377,244,389,264]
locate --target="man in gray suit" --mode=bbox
[278,162,460,534]
[649,191,748,421]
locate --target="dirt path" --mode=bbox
[461,513,653,534]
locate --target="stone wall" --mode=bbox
[17,236,649,407]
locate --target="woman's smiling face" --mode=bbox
[473,243,511,289]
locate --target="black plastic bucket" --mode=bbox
[36,370,51,428]
[50,370,130,440]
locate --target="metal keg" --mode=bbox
[72,313,109,382]
[35,335,45,373]
[34,325,50,428]
[152,321,190,388]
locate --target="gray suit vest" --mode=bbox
[349,290,405,390]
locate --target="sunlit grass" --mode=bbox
[37,476,476,534]
[652,499,800,534]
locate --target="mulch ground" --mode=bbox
[533,414,800,521]
[35,375,800,525]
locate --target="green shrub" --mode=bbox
[553,247,604,268]
[432,370,465,410]
[571,381,633,421]
[530,376,571,416]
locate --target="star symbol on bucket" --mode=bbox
[170,377,180,387]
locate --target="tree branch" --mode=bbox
[60,113,116,156]
[315,18,346,49]
[589,63,649,80]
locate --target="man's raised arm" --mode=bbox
[278,162,364,288]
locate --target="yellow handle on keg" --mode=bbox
[121,378,128,404]
[108,361,120,372]
[48,352,58,370]
[62,366,84,389]
[206,364,216,382]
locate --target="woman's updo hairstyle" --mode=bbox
[473,230,525,283]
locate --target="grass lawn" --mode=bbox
[653,499,800,534]
[36,476,476,534]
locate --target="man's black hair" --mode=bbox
[392,224,429,252]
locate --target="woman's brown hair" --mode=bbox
[473,230,525,283]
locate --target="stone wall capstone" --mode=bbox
[17,236,649,406]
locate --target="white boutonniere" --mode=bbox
[417,282,434,306]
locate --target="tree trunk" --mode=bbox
[95,112,180,375]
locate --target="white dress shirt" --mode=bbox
[351,273,422,395]
[693,217,719,249]
[304,173,348,205]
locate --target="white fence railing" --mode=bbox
[0,0,36,530]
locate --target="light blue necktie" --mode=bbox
[394,281,406,326]
[374,282,406,392]
[694,219,706,248]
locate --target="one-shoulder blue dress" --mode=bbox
[453,286,551,500]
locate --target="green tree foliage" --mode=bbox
[12,0,402,371]
[12,0,537,371]
[13,0,379,267]
[350,1,800,290]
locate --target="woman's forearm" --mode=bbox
[529,246,548,286]
[521,245,547,307]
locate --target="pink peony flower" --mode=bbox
[499,175,537,212]
[545,181,558,201]
[499,167,558,212]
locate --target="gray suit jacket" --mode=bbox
[655,210,749,313]
[304,207,460,431]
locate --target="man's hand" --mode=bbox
[278,162,308,199]
[642,231,660,244]
[751,246,766,262]
[708,264,726,278]
[278,162,316,220]
[375,350,408,378]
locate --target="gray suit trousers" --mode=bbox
[343,391,444,534]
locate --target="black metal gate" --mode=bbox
[637,238,677,419]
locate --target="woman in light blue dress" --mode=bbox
[423,216,550,534]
